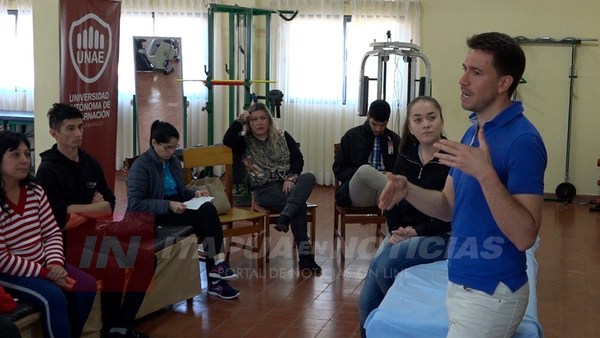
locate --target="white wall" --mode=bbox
[32,0,60,168]
[420,0,600,196]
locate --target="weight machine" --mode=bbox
[358,32,432,116]
[514,36,598,203]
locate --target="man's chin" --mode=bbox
[460,102,473,111]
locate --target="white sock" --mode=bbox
[215,258,225,265]
[109,328,127,335]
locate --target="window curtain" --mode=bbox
[117,0,209,168]
[117,0,154,166]
[270,0,346,185]
[0,0,34,112]
[349,0,421,135]
[269,0,421,185]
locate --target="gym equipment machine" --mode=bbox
[590,158,600,212]
[514,36,597,203]
[358,32,432,116]
[205,3,297,145]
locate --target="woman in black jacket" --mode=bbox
[359,96,451,337]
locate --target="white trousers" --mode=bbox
[446,281,529,338]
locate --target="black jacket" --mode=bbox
[36,145,115,229]
[333,120,401,205]
[383,138,451,236]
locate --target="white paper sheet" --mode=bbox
[183,196,214,210]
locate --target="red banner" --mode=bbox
[60,0,120,189]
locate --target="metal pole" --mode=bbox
[265,13,271,105]
[229,12,236,124]
[564,44,577,182]
[132,95,137,155]
[207,7,215,145]
[244,11,253,109]
[182,96,187,148]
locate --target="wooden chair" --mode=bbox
[183,145,267,270]
[333,143,386,261]
[251,196,318,259]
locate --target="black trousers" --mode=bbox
[155,202,224,271]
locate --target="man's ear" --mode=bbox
[498,75,513,94]
[49,128,58,139]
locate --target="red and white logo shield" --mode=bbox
[69,13,112,84]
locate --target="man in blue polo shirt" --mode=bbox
[378,32,547,337]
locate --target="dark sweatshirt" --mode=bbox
[36,144,115,229]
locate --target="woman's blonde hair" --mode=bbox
[243,102,283,142]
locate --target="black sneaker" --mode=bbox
[103,328,149,338]
[274,214,291,233]
[298,254,322,273]
[126,329,149,338]
[208,261,238,280]
[208,279,240,300]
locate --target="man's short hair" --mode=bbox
[367,99,391,122]
[47,103,83,130]
[467,32,526,97]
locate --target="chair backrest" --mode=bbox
[333,143,341,190]
[182,145,234,205]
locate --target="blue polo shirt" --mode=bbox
[448,101,547,294]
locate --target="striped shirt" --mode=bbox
[0,184,64,277]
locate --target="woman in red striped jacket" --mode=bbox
[0,131,96,338]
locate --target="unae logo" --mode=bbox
[69,13,112,84]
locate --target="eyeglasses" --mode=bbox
[160,143,180,151]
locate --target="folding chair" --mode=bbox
[251,196,318,259]
[333,143,386,261]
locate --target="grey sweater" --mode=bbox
[126,148,195,215]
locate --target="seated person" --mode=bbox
[333,99,401,207]
[36,103,154,338]
[0,130,96,337]
[0,315,21,338]
[127,120,241,299]
[358,97,451,337]
[223,103,321,272]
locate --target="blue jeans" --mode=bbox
[0,263,97,337]
[358,233,450,338]
[253,173,316,253]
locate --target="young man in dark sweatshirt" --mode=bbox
[36,103,153,338]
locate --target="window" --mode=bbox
[0,10,18,92]
[0,7,34,110]
[285,15,344,102]
[281,12,412,107]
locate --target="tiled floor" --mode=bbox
[114,171,600,337]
